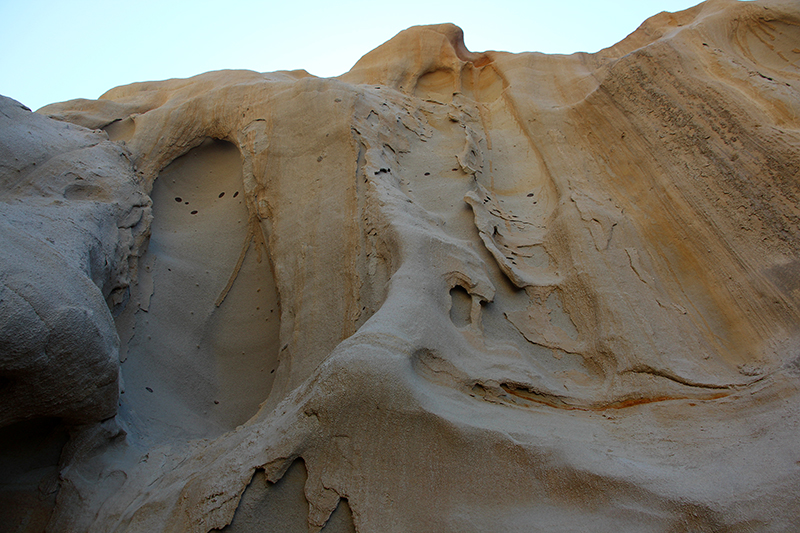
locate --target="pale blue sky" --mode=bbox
[1,0,710,111]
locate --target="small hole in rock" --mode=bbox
[424,172,430,176]
[191,210,198,215]
[449,286,472,328]
[175,197,182,202]
[233,191,239,198]
[219,192,225,198]
[146,387,153,393]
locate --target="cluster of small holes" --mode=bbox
[171,191,240,216]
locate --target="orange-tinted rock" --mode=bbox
[3,1,800,531]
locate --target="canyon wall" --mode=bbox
[2,0,800,531]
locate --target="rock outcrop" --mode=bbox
[2,0,800,531]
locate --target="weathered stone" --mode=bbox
[3,1,800,531]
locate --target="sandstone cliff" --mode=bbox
[2,0,800,531]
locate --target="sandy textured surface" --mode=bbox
[2,0,800,531]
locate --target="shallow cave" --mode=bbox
[118,138,281,441]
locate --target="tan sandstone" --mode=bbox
[1,0,800,531]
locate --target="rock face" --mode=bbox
[2,0,800,531]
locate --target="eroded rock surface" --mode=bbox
[2,0,800,531]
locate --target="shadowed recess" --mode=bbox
[0,418,68,532]
[221,459,356,533]
[118,138,281,441]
